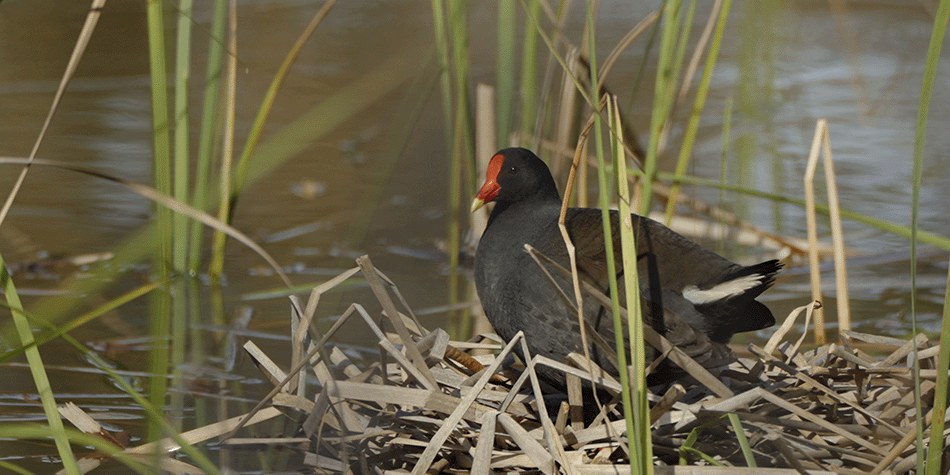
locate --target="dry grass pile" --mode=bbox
[59,256,941,474]
[220,256,944,474]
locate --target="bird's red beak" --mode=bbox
[471,154,504,212]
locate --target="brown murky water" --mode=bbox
[1,0,948,472]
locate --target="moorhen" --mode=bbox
[471,147,781,385]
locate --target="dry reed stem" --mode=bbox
[553,47,582,189]
[820,121,852,333]
[763,301,820,356]
[474,83,495,240]
[411,333,527,474]
[0,0,106,228]
[804,119,852,343]
[472,83,494,348]
[358,256,437,388]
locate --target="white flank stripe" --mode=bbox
[682,274,763,305]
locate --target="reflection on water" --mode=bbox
[0,0,948,471]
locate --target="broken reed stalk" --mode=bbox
[804,118,851,343]
[803,124,825,343]
[820,120,852,334]
[472,83,497,344]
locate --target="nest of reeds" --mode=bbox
[192,255,944,475]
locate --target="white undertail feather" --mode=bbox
[682,274,765,305]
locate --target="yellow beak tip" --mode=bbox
[470,198,485,213]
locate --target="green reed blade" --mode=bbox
[0,252,78,474]
[189,0,227,271]
[611,95,653,475]
[173,0,193,274]
[497,0,516,149]
[0,425,148,473]
[664,0,732,225]
[519,0,542,145]
[728,413,756,467]
[920,1,950,473]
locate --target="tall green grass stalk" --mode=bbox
[434,0,476,338]
[146,0,172,278]
[189,0,228,272]
[667,0,698,115]
[610,96,653,474]
[449,0,475,199]
[171,1,194,436]
[664,0,732,225]
[640,0,684,215]
[919,1,950,473]
[432,0,459,336]
[147,289,172,456]
[448,0,474,185]
[519,0,542,145]
[496,1,516,149]
[584,5,643,473]
[0,253,79,474]
[145,0,173,453]
[935,265,950,472]
[208,0,238,281]
[174,0,193,274]
[431,0,453,154]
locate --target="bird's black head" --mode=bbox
[471,148,560,212]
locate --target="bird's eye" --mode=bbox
[508,166,518,175]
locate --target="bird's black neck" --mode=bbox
[486,193,561,229]
[485,201,510,228]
